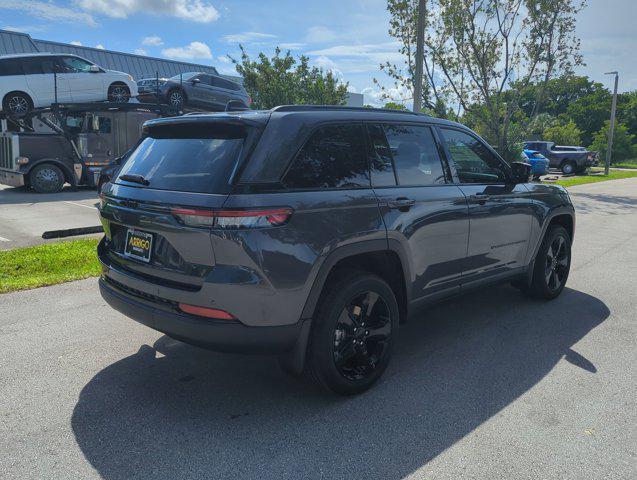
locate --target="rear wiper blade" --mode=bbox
[119,174,150,186]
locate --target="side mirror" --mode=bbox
[191,78,200,85]
[510,161,532,184]
[89,65,100,73]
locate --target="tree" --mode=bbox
[383,101,408,110]
[379,0,586,160]
[543,120,582,146]
[230,46,348,109]
[618,90,637,138]
[590,121,636,163]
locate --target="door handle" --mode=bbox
[469,194,490,204]
[388,197,416,211]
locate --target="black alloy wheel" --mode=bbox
[523,225,571,299]
[544,234,569,293]
[333,291,392,382]
[305,271,398,395]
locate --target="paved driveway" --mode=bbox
[0,185,100,250]
[0,179,635,479]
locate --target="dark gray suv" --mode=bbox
[154,72,251,111]
[98,106,575,395]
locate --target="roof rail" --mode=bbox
[271,105,427,116]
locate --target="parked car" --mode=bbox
[98,106,575,395]
[523,140,597,175]
[522,149,550,179]
[0,103,169,193]
[154,72,251,111]
[0,53,138,117]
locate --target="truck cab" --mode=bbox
[0,103,175,193]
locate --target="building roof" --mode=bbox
[0,29,219,81]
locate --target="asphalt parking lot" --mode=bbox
[1,178,636,479]
[0,185,101,250]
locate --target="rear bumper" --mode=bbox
[0,169,25,187]
[99,277,304,354]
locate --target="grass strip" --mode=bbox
[0,238,100,294]
[552,169,637,188]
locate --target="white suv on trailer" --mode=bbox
[0,53,138,116]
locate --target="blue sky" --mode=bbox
[1,0,636,106]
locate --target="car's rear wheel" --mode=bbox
[30,163,65,193]
[305,270,398,395]
[524,225,571,299]
[108,84,130,103]
[561,161,576,175]
[3,92,32,117]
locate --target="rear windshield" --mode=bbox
[114,123,246,194]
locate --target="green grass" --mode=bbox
[551,169,637,188]
[612,161,637,169]
[0,239,101,294]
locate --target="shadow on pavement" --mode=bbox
[72,286,608,480]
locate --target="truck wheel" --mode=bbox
[305,270,398,395]
[108,84,130,103]
[523,225,571,300]
[561,161,576,175]
[30,164,65,193]
[3,92,32,117]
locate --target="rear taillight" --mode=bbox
[171,207,293,229]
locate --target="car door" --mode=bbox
[438,127,533,287]
[22,56,71,105]
[186,74,217,109]
[209,76,235,110]
[57,56,103,102]
[367,123,469,302]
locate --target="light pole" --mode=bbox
[413,0,426,113]
[604,71,619,175]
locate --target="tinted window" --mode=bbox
[383,124,446,185]
[0,58,23,76]
[22,57,56,75]
[60,56,94,73]
[115,124,247,194]
[367,124,396,186]
[283,124,369,189]
[211,76,240,91]
[441,129,507,184]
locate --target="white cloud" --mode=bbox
[75,0,220,23]
[361,84,411,107]
[2,25,46,33]
[279,42,306,50]
[223,32,276,44]
[217,55,231,63]
[313,55,342,77]
[162,41,212,60]
[95,44,105,49]
[305,26,338,43]
[70,40,83,46]
[142,36,163,47]
[1,1,96,27]
[134,48,147,55]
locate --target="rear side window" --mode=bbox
[115,123,247,194]
[22,57,56,75]
[211,76,240,91]
[0,59,22,76]
[283,124,369,190]
[368,123,446,186]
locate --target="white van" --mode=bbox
[0,53,138,116]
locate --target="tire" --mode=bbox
[167,88,186,109]
[305,270,399,395]
[108,84,130,103]
[29,164,65,193]
[561,161,576,175]
[523,225,571,300]
[3,92,32,117]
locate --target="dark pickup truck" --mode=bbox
[523,141,598,175]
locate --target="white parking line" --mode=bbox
[63,201,97,210]
[0,236,9,242]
